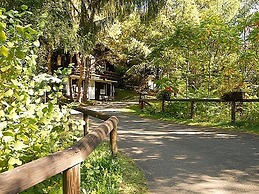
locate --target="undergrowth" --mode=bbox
[115,89,139,101]
[23,142,148,194]
[81,142,147,194]
[128,102,259,134]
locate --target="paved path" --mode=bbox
[89,102,259,194]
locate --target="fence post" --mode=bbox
[190,101,194,119]
[139,93,144,109]
[83,113,89,136]
[110,122,118,157]
[63,164,80,194]
[231,101,236,123]
[139,100,145,109]
[162,99,165,112]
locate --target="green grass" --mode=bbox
[81,142,148,194]
[23,142,148,194]
[127,104,259,134]
[115,89,139,101]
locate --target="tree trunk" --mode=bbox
[207,60,211,97]
[185,50,190,97]
[76,54,84,102]
[78,1,95,102]
[82,55,90,102]
[47,52,52,74]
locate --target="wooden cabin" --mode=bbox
[68,57,120,101]
[49,48,120,101]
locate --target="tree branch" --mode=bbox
[68,0,80,15]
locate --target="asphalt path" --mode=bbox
[88,102,259,194]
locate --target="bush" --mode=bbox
[141,101,232,123]
[163,101,190,119]
[240,103,259,126]
[0,7,147,194]
[0,6,80,181]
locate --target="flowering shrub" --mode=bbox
[221,83,246,100]
[218,80,246,96]
[157,86,172,100]
[0,7,82,173]
[232,83,244,92]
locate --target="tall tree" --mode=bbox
[1,0,168,101]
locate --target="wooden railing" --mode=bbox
[99,70,121,81]
[139,98,259,123]
[0,104,118,194]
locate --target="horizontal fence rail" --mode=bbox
[0,104,118,194]
[140,98,259,103]
[139,98,259,122]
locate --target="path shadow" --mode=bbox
[88,104,259,194]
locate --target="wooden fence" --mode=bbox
[0,104,118,194]
[139,98,259,122]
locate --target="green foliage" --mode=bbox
[22,142,148,194]
[0,8,147,193]
[190,102,230,123]
[81,143,147,194]
[240,103,259,127]
[1,1,259,191]
[129,101,259,134]
[0,8,80,176]
[81,143,123,194]
[96,0,259,100]
[81,142,148,194]
[140,102,190,119]
[37,1,78,50]
[150,12,244,97]
[22,174,63,194]
[115,89,139,101]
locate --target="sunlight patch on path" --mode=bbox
[87,102,259,194]
[172,173,259,194]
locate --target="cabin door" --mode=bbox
[95,82,100,100]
